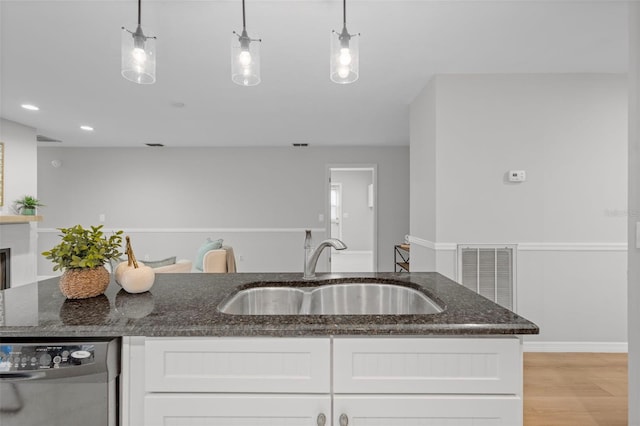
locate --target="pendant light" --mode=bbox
[121,0,157,84]
[330,0,360,84]
[231,0,261,86]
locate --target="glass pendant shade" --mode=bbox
[121,25,156,84]
[330,30,359,84]
[231,33,261,86]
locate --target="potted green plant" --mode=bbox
[42,225,123,299]
[14,195,44,215]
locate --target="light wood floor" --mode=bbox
[524,352,628,426]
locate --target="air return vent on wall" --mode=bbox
[457,245,516,311]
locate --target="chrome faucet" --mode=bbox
[303,230,347,279]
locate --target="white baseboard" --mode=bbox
[334,250,373,256]
[523,341,628,353]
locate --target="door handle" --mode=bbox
[0,372,46,382]
[317,413,326,426]
[339,413,349,426]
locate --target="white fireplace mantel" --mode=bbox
[0,219,39,287]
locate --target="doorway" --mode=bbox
[326,165,377,273]
[330,183,343,241]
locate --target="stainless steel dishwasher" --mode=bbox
[0,338,120,426]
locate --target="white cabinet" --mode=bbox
[333,337,521,394]
[145,394,331,426]
[124,337,331,426]
[145,337,330,393]
[332,337,522,425]
[333,395,521,425]
[122,336,523,426]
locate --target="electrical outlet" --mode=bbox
[318,213,324,222]
[99,213,106,222]
[238,255,244,262]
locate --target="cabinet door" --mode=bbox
[145,337,330,393]
[334,395,522,426]
[145,394,331,426]
[333,337,521,394]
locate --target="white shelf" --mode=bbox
[0,215,43,224]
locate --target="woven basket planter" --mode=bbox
[59,266,110,299]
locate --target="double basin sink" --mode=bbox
[218,281,444,316]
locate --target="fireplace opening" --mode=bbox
[0,248,10,290]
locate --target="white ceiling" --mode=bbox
[0,0,629,148]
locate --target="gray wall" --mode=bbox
[37,146,409,274]
[629,4,639,424]
[435,74,628,346]
[409,77,437,271]
[410,74,628,347]
[331,170,373,251]
[434,74,627,244]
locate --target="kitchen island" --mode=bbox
[0,272,537,337]
[1,272,538,425]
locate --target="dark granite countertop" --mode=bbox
[0,272,538,338]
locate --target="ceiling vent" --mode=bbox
[145,143,165,147]
[292,143,309,147]
[36,135,62,143]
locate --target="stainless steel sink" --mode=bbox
[307,283,442,315]
[218,282,443,315]
[217,287,305,315]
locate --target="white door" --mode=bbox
[145,394,331,426]
[333,395,522,426]
[330,183,343,241]
[327,166,377,273]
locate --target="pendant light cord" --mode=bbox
[137,0,142,26]
[242,0,247,30]
[343,0,346,27]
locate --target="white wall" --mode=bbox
[409,77,437,271]
[410,74,628,349]
[435,74,627,244]
[0,118,38,286]
[0,119,37,214]
[37,146,409,275]
[628,3,640,424]
[331,170,373,251]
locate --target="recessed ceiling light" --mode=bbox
[21,104,39,111]
[80,125,94,131]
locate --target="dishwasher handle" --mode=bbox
[0,372,46,382]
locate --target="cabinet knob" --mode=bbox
[339,413,349,426]
[317,413,326,426]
